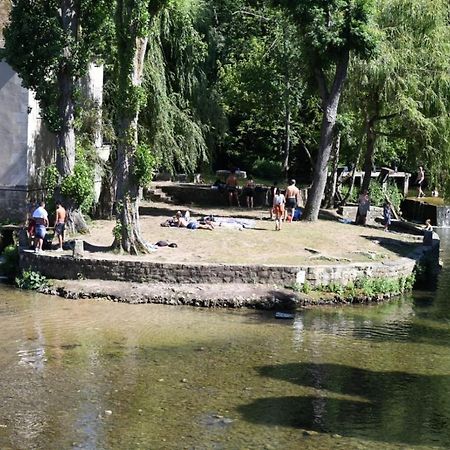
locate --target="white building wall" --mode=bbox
[0,60,29,187]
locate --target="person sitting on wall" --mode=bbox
[226,169,240,207]
[423,219,433,246]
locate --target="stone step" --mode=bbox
[145,188,174,204]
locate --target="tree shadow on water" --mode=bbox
[237,362,450,447]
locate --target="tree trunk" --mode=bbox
[323,131,341,208]
[282,100,291,177]
[361,117,377,193]
[56,0,77,177]
[302,53,349,221]
[115,32,150,254]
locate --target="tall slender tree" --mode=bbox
[114,0,166,254]
[275,0,376,221]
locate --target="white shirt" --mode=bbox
[32,206,48,220]
[274,193,285,206]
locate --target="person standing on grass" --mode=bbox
[273,188,285,231]
[32,201,48,252]
[226,169,240,207]
[244,175,255,208]
[285,179,300,222]
[54,202,67,251]
[383,199,392,232]
[356,190,370,225]
[417,166,425,198]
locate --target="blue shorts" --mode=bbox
[187,221,198,230]
[35,225,46,239]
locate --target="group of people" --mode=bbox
[161,210,215,231]
[224,169,256,208]
[28,201,67,252]
[270,179,302,231]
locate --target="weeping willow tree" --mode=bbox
[347,0,450,193]
[114,0,166,254]
[140,0,209,174]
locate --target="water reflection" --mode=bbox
[0,231,450,449]
[241,362,450,447]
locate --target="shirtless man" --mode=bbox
[55,202,67,251]
[285,179,300,221]
[416,166,425,198]
[226,169,240,207]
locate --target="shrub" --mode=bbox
[15,270,49,290]
[369,181,403,211]
[251,158,283,181]
[0,245,19,280]
[133,144,156,187]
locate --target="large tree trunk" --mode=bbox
[323,131,341,208]
[56,0,77,177]
[302,53,349,221]
[361,119,377,193]
[115,32,150,254]
[282,66,291,176]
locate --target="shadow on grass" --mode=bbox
[362,234,417,258]
[238,362,450,447]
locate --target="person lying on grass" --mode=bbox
[174,211,215,230]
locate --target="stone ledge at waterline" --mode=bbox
[19,234,438,289]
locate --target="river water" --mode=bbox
[1,232,450,449]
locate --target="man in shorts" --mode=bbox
[32,201,49,252]
[55,202,67,251]
[285,179,300,222]
[226,169,240,207]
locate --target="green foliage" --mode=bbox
[3,0,115,132]
[251,158,283,181]
[308,274,415,300]
[133,144,157,186]
[44,165,59,194]
[346,0,450,192]
[368,181,403,210]
[60,142,95,211]
[112,221,122,241]
[15,270,49,291]
[0,245,19,281]
[140,0,210,174]
[276,0,377,66]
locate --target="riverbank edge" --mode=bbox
[37,279,414,309]
[19,232,440,308]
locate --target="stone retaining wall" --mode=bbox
[20,238,438,287]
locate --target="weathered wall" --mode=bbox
[152,184,308,208]
[0,61,29,187]
[0,0,10,47]
[0,1,56,221]
[21,246,432,287]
